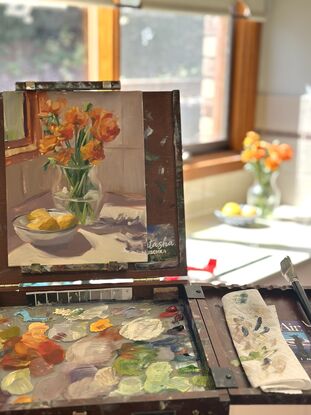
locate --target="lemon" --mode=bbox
[27,216,60,231]
[241,205,257,217]
[56,213,78,230]
[221,202,241,217]
[27,208,50,222]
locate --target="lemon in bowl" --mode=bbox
[215,202,259,226]
[13,208,78,247]
[221,202,241,217]
[241,204,258,218]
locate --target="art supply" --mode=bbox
[0,300,208,410]
[222,289,311,393]
[281,256,311,324]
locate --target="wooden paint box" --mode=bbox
[0,81,310,415]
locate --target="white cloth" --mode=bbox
[222,289,311,393]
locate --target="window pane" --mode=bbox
[0,3,86,92]
[121,9,232,148]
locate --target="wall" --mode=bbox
[256,0,311,207]
[184,0,311,222]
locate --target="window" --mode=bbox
[0,2,87,92]
[2,1,261,175]
[120,8,232,153]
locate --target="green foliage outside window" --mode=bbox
[0,5,86,91]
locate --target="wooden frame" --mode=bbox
[228,2,262,152]
[174,0,263,180]
[4,92,40,165]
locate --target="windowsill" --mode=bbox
[183,151,243,181]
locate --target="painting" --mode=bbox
[5,91,148,267]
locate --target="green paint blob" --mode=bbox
[166,376,191,392]
[118,377,143,395]
[145,361,172,384]
[113,357,143,376]
[177,365,201,375]
[144,379,164,393]
[0,326,20,340]
[190,374,215,389]
[1,368,33,395]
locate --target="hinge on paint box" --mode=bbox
[24,81,36,90]
[185,284,205,299]
[210,367,237,388]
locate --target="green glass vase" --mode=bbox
[246,170,281,218]
[52,164,102,225]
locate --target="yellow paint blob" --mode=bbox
[90,318,113,332]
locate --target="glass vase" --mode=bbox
[246,170,281,218]
[52,164,102,225]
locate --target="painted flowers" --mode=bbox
[38,97,120,168]
[38,96,120,224]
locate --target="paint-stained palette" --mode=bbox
[0,300,213,410]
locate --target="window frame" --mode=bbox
[113,1,262,179]
[184,3,262,179]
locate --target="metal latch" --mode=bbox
[210,367,238,388]
[185,284,205,299]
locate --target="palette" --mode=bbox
[0,300,211,410]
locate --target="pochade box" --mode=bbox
[0,81,310,415]
[0,80,229,415]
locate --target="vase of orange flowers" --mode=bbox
[38,97,120,224]
[241,131,293,218]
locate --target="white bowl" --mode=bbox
[214,206,260,227]
[12,209,78,247]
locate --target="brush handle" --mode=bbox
[292,280,311,323]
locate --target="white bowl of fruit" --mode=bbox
[13,208,78,247]
[214,202,260,227]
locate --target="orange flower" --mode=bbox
[277,143,293,161]
[241,149,256,163]
[253,148,266,160]
[80,139,105,165]
[39,97,66,117]
[241,130,293,172]
[243,131,260,148]
[64,106,89,127]
[53,148,74,166]
[91,112,120,143]
[265,151,281,171]
[51,123,74,141]
[89,107,104,122]
[39,135,58,154]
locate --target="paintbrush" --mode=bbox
[280,256,311,324]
